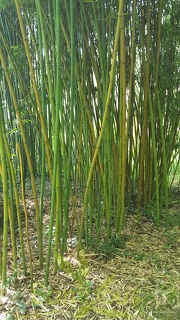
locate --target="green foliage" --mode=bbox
[134,252,146,261]
[159,0,180,114]
[16,298,26,315]
[72,269,94,302]
[71,251,94,302]
[0,0,13,11]
[0,0,34,10]
[5,313,13,320]
[34,285,52,303]
[164,230,178,249]
[88,234,130,259]
[143,203,157,222]
[168,211,180,228]
[8,45,28,75]
[6,272,18,288]
[5,290,27,316]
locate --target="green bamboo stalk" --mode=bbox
[7,164,17,272]
[126,0,136,211]
[152,0,168,225]
[16,143,33,290]
[148,90,160,227]
[54,11,63,274]
[0,47,43,268]
[0,233,2,279]
[46,0,62,284]
[0,103,17,275]
[35,0,56,126]
[37,8,46,229]
[78,0,123,256]
[119,1,126,233]
[0,120,9,295]
[14,0,53,181]
[0,93,26,275]
[60,10,105,191]
[137,0,150,216]
[0,29,42,144]
[61,0,75,256]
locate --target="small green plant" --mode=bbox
[168,211,180,227]
[72,269,94,302]
[35,286,52,302]
[31,283,53,308]
[12,290,27,316]
[6,272,19,289]
[6,313,14,320]
[16,299,26,316]
[134,253,146,261]
[95,235,128,259]
[143,203,157,222]
[164,230,178,249]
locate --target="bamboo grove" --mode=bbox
[0,0,179,293]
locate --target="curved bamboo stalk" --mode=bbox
[78,0,124,255]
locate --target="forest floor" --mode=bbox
[0,179,179,320]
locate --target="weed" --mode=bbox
[164,230,178,249]
[72,269,94,302]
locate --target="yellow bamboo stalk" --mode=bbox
[0,125,8,295]
[78,0,124,255]
[14,0,52,181]
[60,17,104,180]
[0,102,27,274]
[16,143,33,289]
[0,48,43,268]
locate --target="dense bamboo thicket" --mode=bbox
[0,0,179,293]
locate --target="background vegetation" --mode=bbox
[0,0,179,297]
